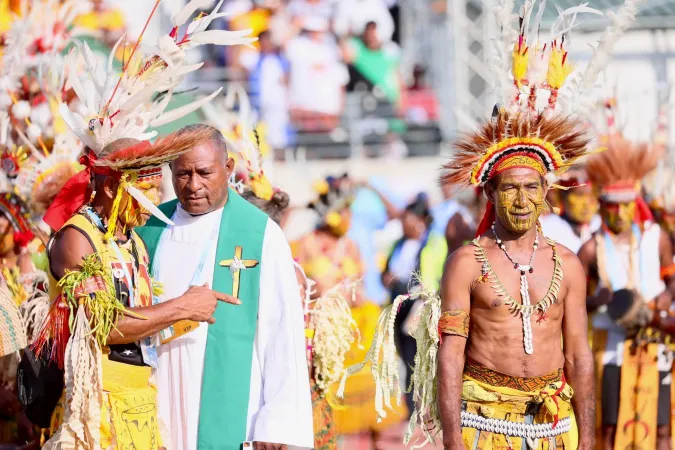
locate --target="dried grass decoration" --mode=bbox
[336,278,442,448]
[307,279,361,397]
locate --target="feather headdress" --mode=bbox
[441,0,642,236]
[587,97,666,204]
[202,83,275,200]
[58,0,257,154]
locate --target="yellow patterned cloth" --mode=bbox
[51,357,163,449]
[461,361,577,450]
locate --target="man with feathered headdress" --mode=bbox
[578,104,674,449]
[540,167,601,253]
[25,2,254,449]
[332,0,643,448]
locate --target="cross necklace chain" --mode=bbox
[491,224,539,354]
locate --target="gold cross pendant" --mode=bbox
[219,246,259,299]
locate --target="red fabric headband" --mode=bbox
[43,144,157,232]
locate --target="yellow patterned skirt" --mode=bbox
[329,301,408,434]
[50,358,163,450]
[461,359,577,450]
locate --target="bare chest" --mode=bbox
[470,242,565,345]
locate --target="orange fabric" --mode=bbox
[438,310,470,338]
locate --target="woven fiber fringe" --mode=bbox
[19,270,50,344]
[309,279,361,396]
[0,280,27,357]
[43,305,103,450]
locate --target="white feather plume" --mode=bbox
[126,185,175,226]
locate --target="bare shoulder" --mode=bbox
[577,235,597,259]
[49,226,95,280]
[550,240,586,289]
[443,242,481,282]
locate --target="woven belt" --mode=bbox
[460,411,571,439]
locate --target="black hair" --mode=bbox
[404,193,433,227]
[241,189,290,225]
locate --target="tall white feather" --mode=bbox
[126,185,175,226]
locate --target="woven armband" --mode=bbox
[438,310,470,338]
[661,264,675,280]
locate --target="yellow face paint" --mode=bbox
[563,190,598,225]
[494,170,547,233]
[118,180,161,229]
[600,200,636,234]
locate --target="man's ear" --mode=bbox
[103,177,118,199]
[225,156,235,174]
[483,181,497,204]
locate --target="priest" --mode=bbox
[137,124,314,450]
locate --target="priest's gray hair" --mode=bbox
[177,123,228,160]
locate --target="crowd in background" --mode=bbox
[203,0,439,152]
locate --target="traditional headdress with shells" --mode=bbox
[440,0,643,236]
[44,0,257,235]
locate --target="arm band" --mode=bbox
[438,310,470,338]
[661,264,675,280]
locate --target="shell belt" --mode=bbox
[460,411,571,439]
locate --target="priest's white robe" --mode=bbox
[154,204,314,450]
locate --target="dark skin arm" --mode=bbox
[560,248,595,450]
[578,238,612,312]
[50,228,239,346]
[445,212,475,254]
[359,182,402,220]
[438,247,474,449]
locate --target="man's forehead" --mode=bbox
[174,142,225,167]
[496,167,543,184]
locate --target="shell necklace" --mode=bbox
[491,223,539,354]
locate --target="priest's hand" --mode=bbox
[181,283,242,324]
[253,442,287,450]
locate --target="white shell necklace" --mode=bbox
[491,223,539,354]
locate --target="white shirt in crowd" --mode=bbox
[333,0,394,42]
[286,35,348,115]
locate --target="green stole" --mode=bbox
[137,189,268,450]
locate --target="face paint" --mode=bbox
[600,200,635,234]
[563,190,598,225]
[494,170,547,233]
[118,180,161,229]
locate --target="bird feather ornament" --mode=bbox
[126,185,174,226]
[61,0,256,154]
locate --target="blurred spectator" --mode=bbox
[381,193,447,414]
[403,65,440,123]
[243,31,291,150]
[432,184,475,252]
[334,0,394,42]
[342,21,401,105]
[287,0,335,22]
[286,16,348,131]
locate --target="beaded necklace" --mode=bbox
[473,223,564,355]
